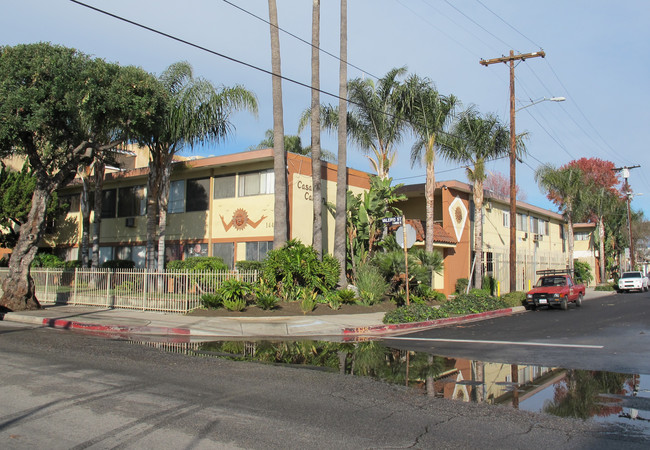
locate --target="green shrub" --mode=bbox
[31,253,65,268]
[337,289,357,304]
[223,297,247,311]
[383,304,442,324]
[101,259,136,269]
[469,288,491,298]
[482,275,497,295]
[63,260,82,270]
[217,278,253,304]
[261,239,339,295]
[501,291,526,307]
[298,287,318,313]
[236,260,263,272]
[455,278,469,294]
[355,263,389,306]
[255,292,279,310]
[167,256,228,272]
[574,261,594,285]
[200,293,222,309]
[321,291,342,310]
[0,256,8,267]
[595,283,616,291]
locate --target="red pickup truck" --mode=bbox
[524,270,585,311]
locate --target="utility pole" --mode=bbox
[480,50,545,292]
[613,165,641,270]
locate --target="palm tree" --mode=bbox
[310,0,323,258]
[535,164,586,273]
[403,75,457,253]
[143,61,257,270]
[444,107,510,288]
[268,0,288,249]
[335,0,348,286]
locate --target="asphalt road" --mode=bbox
[384,290,650,374]
[1,320,647,449]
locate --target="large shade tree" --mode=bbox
[444,107,511,288]
[402,75,457,253]
[0,43,160,311]
[139,61,257,270]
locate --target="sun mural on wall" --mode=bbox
[220,209,266,231]
[448,196,467,242]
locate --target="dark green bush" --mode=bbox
[574,261,594,285]
[337,289,357,304]
[261,239,339,295]
[455,278,469,294]
[595,283,616,291]
[236,260,263,272]
[0,256,8,267]
[101,259,136,269]
[482,275,497,295]
[200,293,222,309]
[383,303,442,324]
[501,291,526,307]
[167,256,228,272]
[255,292,280,310]
[31,253,65,268]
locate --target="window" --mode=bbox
[502,211,510,228]
[186,178,210,212]
[530,217,539,234]
[575,231,590,241]
[98,246,114,264]
[169,180,185,214]
[213,242,234,269]
[213,175,236,199]
[516,213,528,232]
[539,219,548,236]
[100,189,117,218]
[485,252,494,273]
[239,170,274,196]
[246,241,273,262]
[185,243,208,258]
[117,186,146,217]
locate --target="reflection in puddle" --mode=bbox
[132,339,650,434]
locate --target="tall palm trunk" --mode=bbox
[598,215,606,282]
[311,0,322,258]
[268,0,288,248]
[335,0,348,287]
[473,180,485,289]
[146,150,162,270]
[567,209,575,274]
[424,135,436,253]
[91,160,105,268]
[1,187,50,310]
[156,155,173,272]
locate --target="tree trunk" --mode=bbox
[567,214,575,273]
[91,160,105,268]
[598,215,606,283]
[79,167,91,267]
[268,0,288,249]
[0,188,50,311]
[334,0,348,287]
[473,180,484,289]
[424,136,435,253]
[310,0,322,259]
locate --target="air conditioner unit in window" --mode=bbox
[533,234,543,242]
[522,232,528,240]
[125,217,135,228]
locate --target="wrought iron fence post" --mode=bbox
[142,270,148,311]
[185,271,190,313]
[106,270,112,307]
[73,268,79,305]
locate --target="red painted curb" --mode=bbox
[342,307,523,336]
[42,318,191,336]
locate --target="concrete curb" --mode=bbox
[41,318,191,336]
[342,306,526,337]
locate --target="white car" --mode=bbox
[618,271,649,292]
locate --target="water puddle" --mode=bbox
[128,338,650,435]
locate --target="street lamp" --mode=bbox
[516,96,566,112]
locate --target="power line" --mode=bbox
[443,0,514,50]
[473,0,542,49]
[220,0,379,80]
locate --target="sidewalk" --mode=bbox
[1,287,614,340]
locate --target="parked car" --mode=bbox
[525,269,586,311]
[617,271,648,292]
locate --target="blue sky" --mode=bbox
[3,0,649,217]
